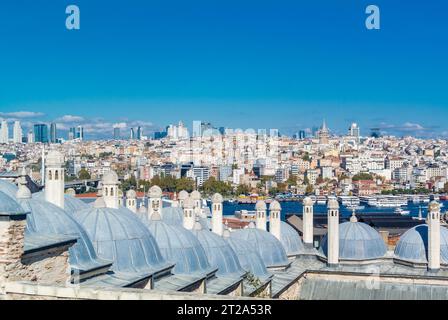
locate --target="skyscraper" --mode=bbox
[137,126,142,140]
[0,120,9,144]
[27,130,34,143]
[130,128,135,140]
[113,127,121,140]
[69,127,76,140]
[76,126,84,140]
[13,121,22,143]
[348,123,361,143]
[34,124,49,143]
[50,123,57,143]
[192,120,202,138]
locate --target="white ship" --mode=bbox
[361,196,408,208]
[394,208,410,216]
[338,196,361,207]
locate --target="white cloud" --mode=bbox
[0,111,44,118]
[56,115,85,123]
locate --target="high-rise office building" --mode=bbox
[137,126,142,140]
[299,130,306,140]
[0,120,9,144]
[69,127,76,140]
[50,123,57,143]
[13,121,22,143]
[130,128,135,140]
[34,124,49,143]
[76,126,84,140]
[192,120,202,138]
[348,123,361,142]
[27,130,34,143]
[113,127,121,140]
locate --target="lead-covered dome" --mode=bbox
[17,193,111,274]
[320,219,387,261]
[102,171,119,184]
[230,225,290,269]
[224,232,271,281]
[0,180,18,199]
[74,205,172,275]
[0,190,27,214]
[394,224,448,264]
[280,222,305,256]
[191,222,245,278]
[145,214,215,275]
[33,191,89,214]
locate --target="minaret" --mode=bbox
[427,201,441,272]
[211,193,223,236]
[102,170,119,209]
[178,190,189,208]
[183,196,195,230]
[327,198,340,266]
[126,189,137,213]
[148,185,163,219]
[44,150,65,209]
[255,200,267,231]
[303,197,314,248]
[269,200,282,241]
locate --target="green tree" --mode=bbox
[352,173,374,181]
[78,169,91,180]
[235,184,251,196]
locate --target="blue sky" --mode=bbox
[0,1,447,138]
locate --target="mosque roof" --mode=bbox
[74,205,173,276]
[0,179,19,199]
[279,222,305,256]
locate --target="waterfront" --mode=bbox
[222,200,448,221]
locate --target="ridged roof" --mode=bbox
[0,190,27,214]
[320,221,387,261]
[33,191,89,214]
[395,224,448,264]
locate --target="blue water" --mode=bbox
[222,201,448,221]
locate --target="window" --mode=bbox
[55,170,59,180]
[105,188,108,196]
[49,170,53,180]
[111,188,114,196]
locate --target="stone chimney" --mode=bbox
[427,201,441,272]
[327,198,340,266]
[126,190,137,213]
[148,185,163,220]
[269,201,282,241]
[255,200,267,231]
[44,150,65,209]
[211,193,223,236]
[303,197,314,248]
[183,196,195,230]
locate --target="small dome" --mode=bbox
[65,188,76,196]
[192,227,245,278]
[146,219,214,275]
[211,193,223,203]
[328,198,339,209]
[19,197,110,273]
[191,190,201,200]
[183,197,195,209]
[102,171,119,185]
[280,222,305,256]
[149,185,163,198]
[178,190,189,200]
[0,179,19,198]
[0,190,27,215]
[429,201,441,212]
[46,150,64,166]
[226,237,271,281]
[303,197,314,206]
[395,225,448,264]
[74,206,171,274]
[320,221,387,261]
[270,200,281,211]
[126,189,137,199]
[255,200,267,211]
[230,228,290,269]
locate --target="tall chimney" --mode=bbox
[211,193,223,236]
[303,197,314,248]
[427,201,441,272]
[327,198,340,266]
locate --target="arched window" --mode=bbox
[111,188,114,196]
[55,170,59,180]
[105,187,108,196]
[49,170,53,180]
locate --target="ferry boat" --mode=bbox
[361,196,408,208]
[346,205,366,211]
[411,195,430,204]
[394,208,410,216]
[316,196,328,205]
[338,196,361,207]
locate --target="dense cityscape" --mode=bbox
[2,118,448,199]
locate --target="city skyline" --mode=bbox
[0,1,447,139]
